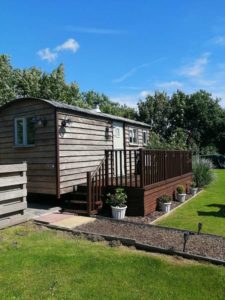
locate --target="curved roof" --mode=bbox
[0,97,151,128]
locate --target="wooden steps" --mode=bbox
[61,184,102,215]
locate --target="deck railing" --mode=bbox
[86,149,192,213]
[105,149,192,188]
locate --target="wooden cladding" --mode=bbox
[0,162,27,229]
[0,99,57,195]
[58,112,113,194]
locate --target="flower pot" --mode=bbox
[190,187,198,196]
[177,193,186,203]
[162,202,172,213]
[111,206,127,220]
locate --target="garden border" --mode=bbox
[38,222,225,267]
[150,190,204,225]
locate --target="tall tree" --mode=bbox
[137,91,170,137]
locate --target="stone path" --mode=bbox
[34,212,96,229]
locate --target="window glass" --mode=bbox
[16,119,24,145]
[133,129,137,143]
[27,117,35,145]
[15,117,35,146]
[129,129,133,143]
[143,130,147,144]
[129,128,138,144]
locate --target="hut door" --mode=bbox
[113,121,124,176]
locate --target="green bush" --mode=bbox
[177,185,185,194]
[106,188,127,207]
[190,181,197,188]
[192,158,214,188]
[158,195,172,203]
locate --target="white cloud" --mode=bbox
[139,90,151,98]
[37,48,58,62]
[66,26,126,35]
[55,38,80,53]
[113,64,148,83]
[37,38,79,63]
[179,53,210,77]
[212,36,225,46]
[156,81,183,89]
[113,58,165,83]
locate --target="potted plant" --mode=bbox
[158,195,172,213]
[177,185,186,202]
[106,188,127,220]
[190,181,198,195]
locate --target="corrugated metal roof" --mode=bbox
[1,97,151,128]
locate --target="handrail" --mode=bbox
[87,156,107,215]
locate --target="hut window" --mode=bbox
[129,127,138,144]
[143,130,147,145]
[15,117,35,146]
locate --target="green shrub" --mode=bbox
[106,188,127,207]
[158,195,172,203]
[157,194,172,211]
[190,181,197,188]
[192,158,214,188]
[177,185,185,194]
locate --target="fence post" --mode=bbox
[105,150,109,186]
[140,148,145,187]
[22,161,27,215]
[87,172,92,215]
[180,152,183,175]
[164,151,167,180]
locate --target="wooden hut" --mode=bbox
[0,97,192,215]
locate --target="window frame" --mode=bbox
[129,127,138,145]
[14,117,35,147]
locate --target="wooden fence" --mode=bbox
[0,162,27,229]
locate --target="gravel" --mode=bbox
[76,218,225,261]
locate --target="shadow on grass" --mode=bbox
[198,204,225,218]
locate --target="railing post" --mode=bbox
[140,148,145,187]
[105,150,109,186]
[87,172,92,215]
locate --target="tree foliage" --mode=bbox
[0,55,136,119]
[138,90,225,154]
[1,54,225,153]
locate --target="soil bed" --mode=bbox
[76,218,225,261]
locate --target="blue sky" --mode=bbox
[2,0,225,107]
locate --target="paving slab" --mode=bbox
[34,212,74,224]
[51,216,96,229]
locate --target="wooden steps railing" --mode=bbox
[87,156,106,215]
[86,149,192,215]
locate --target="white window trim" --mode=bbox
[14,117,34,147]
[143,130,147,145]
[129,127,138,145]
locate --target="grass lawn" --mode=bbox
[0,223,225,299]
[156,170,225,236]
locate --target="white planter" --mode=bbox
[162,202,172,213]
[111,206,127,220]
[177,193,186,203]
[190,187,198,196]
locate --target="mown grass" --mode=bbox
[156,170,225,236]
[0,223,225,299]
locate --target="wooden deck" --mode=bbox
[83,149,192,215]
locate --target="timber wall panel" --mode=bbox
[143,173,192,215]
[0,99,57,195]
[58,112,113,194]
